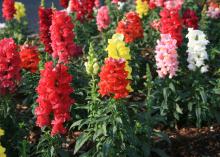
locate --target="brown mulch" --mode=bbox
[165,124,220,157]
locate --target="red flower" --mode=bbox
[182,9,198,29]
[149,0,165,9]
[19,45,40,73]
[68,0,95,21]
[35,61,74,136]
[0,38,21,95]
[98,58,129,99]
[60,0,69,8]
[159,8,183,46]
[50,10,82,63]
[116,12,144,43]
[2,0,16,21]
[38,6,53,54]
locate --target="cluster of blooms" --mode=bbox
[112,0,126,4]
[159,8,183,46]
[50,10,81,63]
[85,44,99,76]
[182,9,198,29]
[98,58,129,99]
[96,6,111,32]
[116,12,144,43]
[60,0,69,8]
[207,2,220,19]
[19,45,40,73]
[0,38,21,95]
[95,0,100,7]
[155,34,179,78]
[68,0,95,21]
[149,0,164,9]
[14,2,26,22]
[163,0,184,10]
[149,0,183,10]
[150,19,161,31]
[186,28,209,73]
[2,0,16,21]
[0,129,6,157]
[35,61,74,136]
[136,0,149,18]
[106,34,133,92]
[38,6,53,54]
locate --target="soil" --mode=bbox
[165,124,220,157]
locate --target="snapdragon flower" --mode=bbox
[186,28,209,73]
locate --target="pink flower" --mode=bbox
[207,2,220,19]
[155,34,179,78]
[96,6,111,31]
[150,19,161,31]
[149,0,184,10]
[164,0,184,10]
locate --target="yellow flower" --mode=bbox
[14,2,26,22]
[0,145,6,157]
[136,0,149,18]
[125,61,132,80]
[0,129,4,137]
[106,34,131,60]
[106,33,133,92]
[85,43,100,76]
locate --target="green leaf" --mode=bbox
[176,104,183,114]
[213,88,220,95]
[199,90,207,103]
[70,119,84,130]
[169,83,175,93]
[50,146,55,157]
[152,148,169,157]
[74,133,91,154]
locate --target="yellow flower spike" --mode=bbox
[126,84,134,92]
[106,34,131,60]
[125,61,132,80]
[0,145,6,157]
[136,0,149,18]
[106,34,133,93]
[14,2,26,22]
[0,129,4,137]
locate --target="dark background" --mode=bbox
[0,0,62,32]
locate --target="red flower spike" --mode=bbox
[116,12,144,43]
[182,9,198,29]
[98,58,129,99]
[159,8,183,46]
[68,0,95,21]
[60,0,69,8]
[19,45,40,73]
[38,6,53,54]
[2,0,16,21]
[0,38,21,95]
[35,61,74,136]
[50,10,82,63]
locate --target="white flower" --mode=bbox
[118,2,125,10]
[0,23,6,29]
[186,28,209,73]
